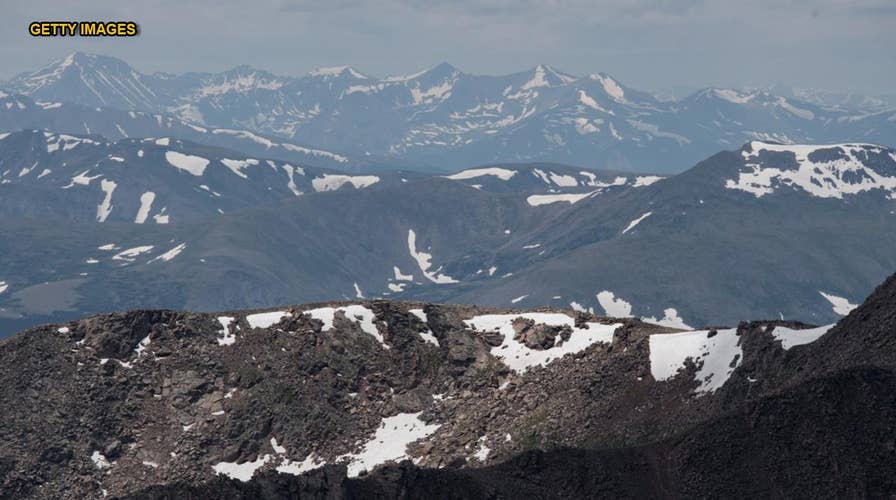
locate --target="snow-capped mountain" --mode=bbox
[2,141,893,334]
[5,53,163,111]
[5,53,894,173]
[0,92,361,170]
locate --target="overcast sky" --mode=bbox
[2,0,894,95]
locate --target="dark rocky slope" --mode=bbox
[1,273,895,499]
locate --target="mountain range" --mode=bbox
[2,133,894,335]
[3,52,895,173]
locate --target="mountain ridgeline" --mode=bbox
[1,269,895,498]
[2,52,895,173]
[1,134,895,335]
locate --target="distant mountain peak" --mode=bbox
[520,64,576,89]
[307,65,369,79]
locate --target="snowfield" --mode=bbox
[165,151,210,176]
[771,324,834,350]
[444,167,517,181]
[726,142,896,199]
[311,174,380,192]
[464,312,620,373]
[649,328,741,394]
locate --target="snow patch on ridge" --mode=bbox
[311,174,379,192]
[526,192,594,206]
[464,312,620,373]
[726,142,896,199]
[444,167,517,181]
[338,412,440,477]
[819,291,858,316]
[772,324,834,350]
[649,328,742,394]
[597,291,633,317]
[165,151,210,176]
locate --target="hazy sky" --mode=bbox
[2,0,894,94]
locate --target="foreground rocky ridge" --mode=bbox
[2,274,896,499]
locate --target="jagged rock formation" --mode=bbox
[1,273,896,499]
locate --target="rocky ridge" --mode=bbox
[1,273,895,498]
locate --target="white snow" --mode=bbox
[221,158,259,179]
[649,328,742,394]
[353,282,365,299]
[473,436,491,462]
[409,308,439,346]
[134,333,152,356]
[589,74,626,101]
[282,165,303,196]
[711,88,754,104]
[526,192,593,206]
[633,176,663,187]
[549,172,578,187]
[303,305,387,347]
[134,192,155,224]
[511,295,528,304]
[407,229,458,284]
[153,208,169,224]
[112,245,154,262]
[155,137,170,146]
[311,174,380,192]
[148,243,187,263]
[597,291,633,317]
[622,211,652,234]
[276,454,326,475]
[726,142,896,199]
[771,324,834,350]
[212,454,272,482]
[642,308,692,330]
[338,412,441,477]
[98,243,119,251]
[464,312,620,373]
[165,151,210,176]
[246,310,290,329]
[819,291,858,316]
[270,437,287,454]
[64,170,102,188]
[96,180,117,222]
[444,167,517,181]
[393,266,413,281]
[91,451,112,469]
[410,79,456,105]
[0,281,7,294]
[217,316,236,346]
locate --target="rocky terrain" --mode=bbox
[1,270,894,499]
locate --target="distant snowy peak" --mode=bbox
[692,89,817,119]
[307,66,369,80]
[725,141,896,199]
[7,52,159,110]
[192,67,286,97]
[520,65,577,89]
